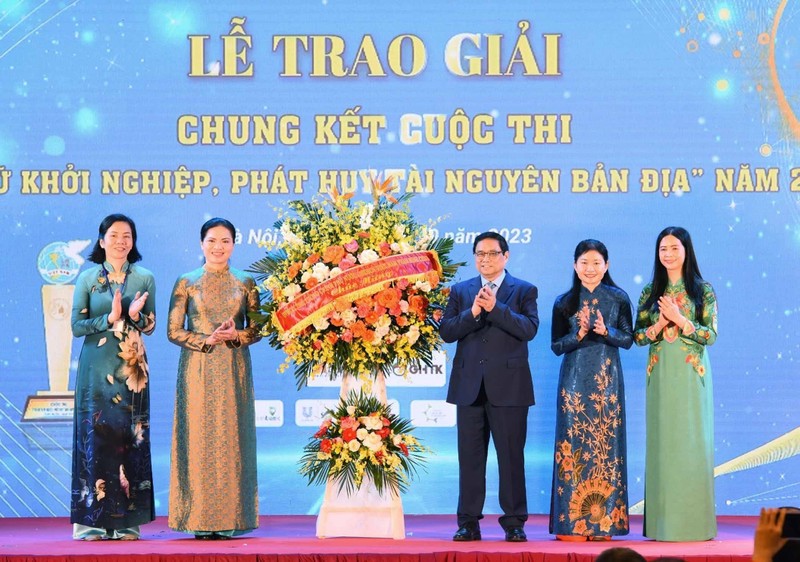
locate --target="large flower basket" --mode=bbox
[249,178,460,539]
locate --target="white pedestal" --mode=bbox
[315,373,406,540]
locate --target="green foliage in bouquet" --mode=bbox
[249,179,461,388]
[298,390,427,496]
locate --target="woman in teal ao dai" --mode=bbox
[70,214,155,540]
[167,218,262,540]
[549,240,633,541]
[634,226,717,542]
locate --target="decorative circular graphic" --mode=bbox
[37,242,81,284]
[769,0,800,140]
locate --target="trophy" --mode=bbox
[22,240,90,422]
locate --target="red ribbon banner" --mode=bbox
[274,250,442,334]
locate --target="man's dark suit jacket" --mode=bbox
[440,272,539,407]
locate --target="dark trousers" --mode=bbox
[456,385,529,530]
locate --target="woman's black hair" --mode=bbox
[88,213,142,264]
[555,239,619,318]
[200,217,236,241]
[641,226,705,320]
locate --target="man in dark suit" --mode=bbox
[439,231,539,543]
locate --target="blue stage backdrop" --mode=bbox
[0,0,798,518]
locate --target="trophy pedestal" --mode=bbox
[22,391,74,422]
[21,283,76,424]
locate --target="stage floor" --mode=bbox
[0,514,755,562]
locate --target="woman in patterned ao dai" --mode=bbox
[70,214,155,541]
[549,239,633,541]
[167,218,262,540]
[634,226,717,541]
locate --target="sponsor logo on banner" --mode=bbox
[307,350,447,388]
[295,399,340,426]
[388,350,446,387]
[254,400,284,427]
[410,400,456,427]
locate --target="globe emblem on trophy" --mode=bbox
[23,240,91,422]
[37,241,83,285]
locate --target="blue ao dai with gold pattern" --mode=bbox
[549,283,633,538]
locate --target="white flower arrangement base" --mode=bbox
[315,372,406,540]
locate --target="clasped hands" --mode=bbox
[204,318,238,347]
[471,285,496,318]
[653,295,688,331]
[107,290,149,326]
[577,306,607,339]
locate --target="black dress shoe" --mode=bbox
[453,523,481,541]
[505,527,527,542]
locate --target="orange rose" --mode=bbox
[287,261,302,279]
[395,315,408,327]
[426,270,440,288]
[357,231,370,238]
[362,329,376,343]
[365,309,382,325]
[305,253,321,267]
[325,331,339,344]
[322,245,346,264]
[408,294,429,318]
[378,242,392,256]
[305,276,319,289]
[376,287,402,308]
[350,321,367,338]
